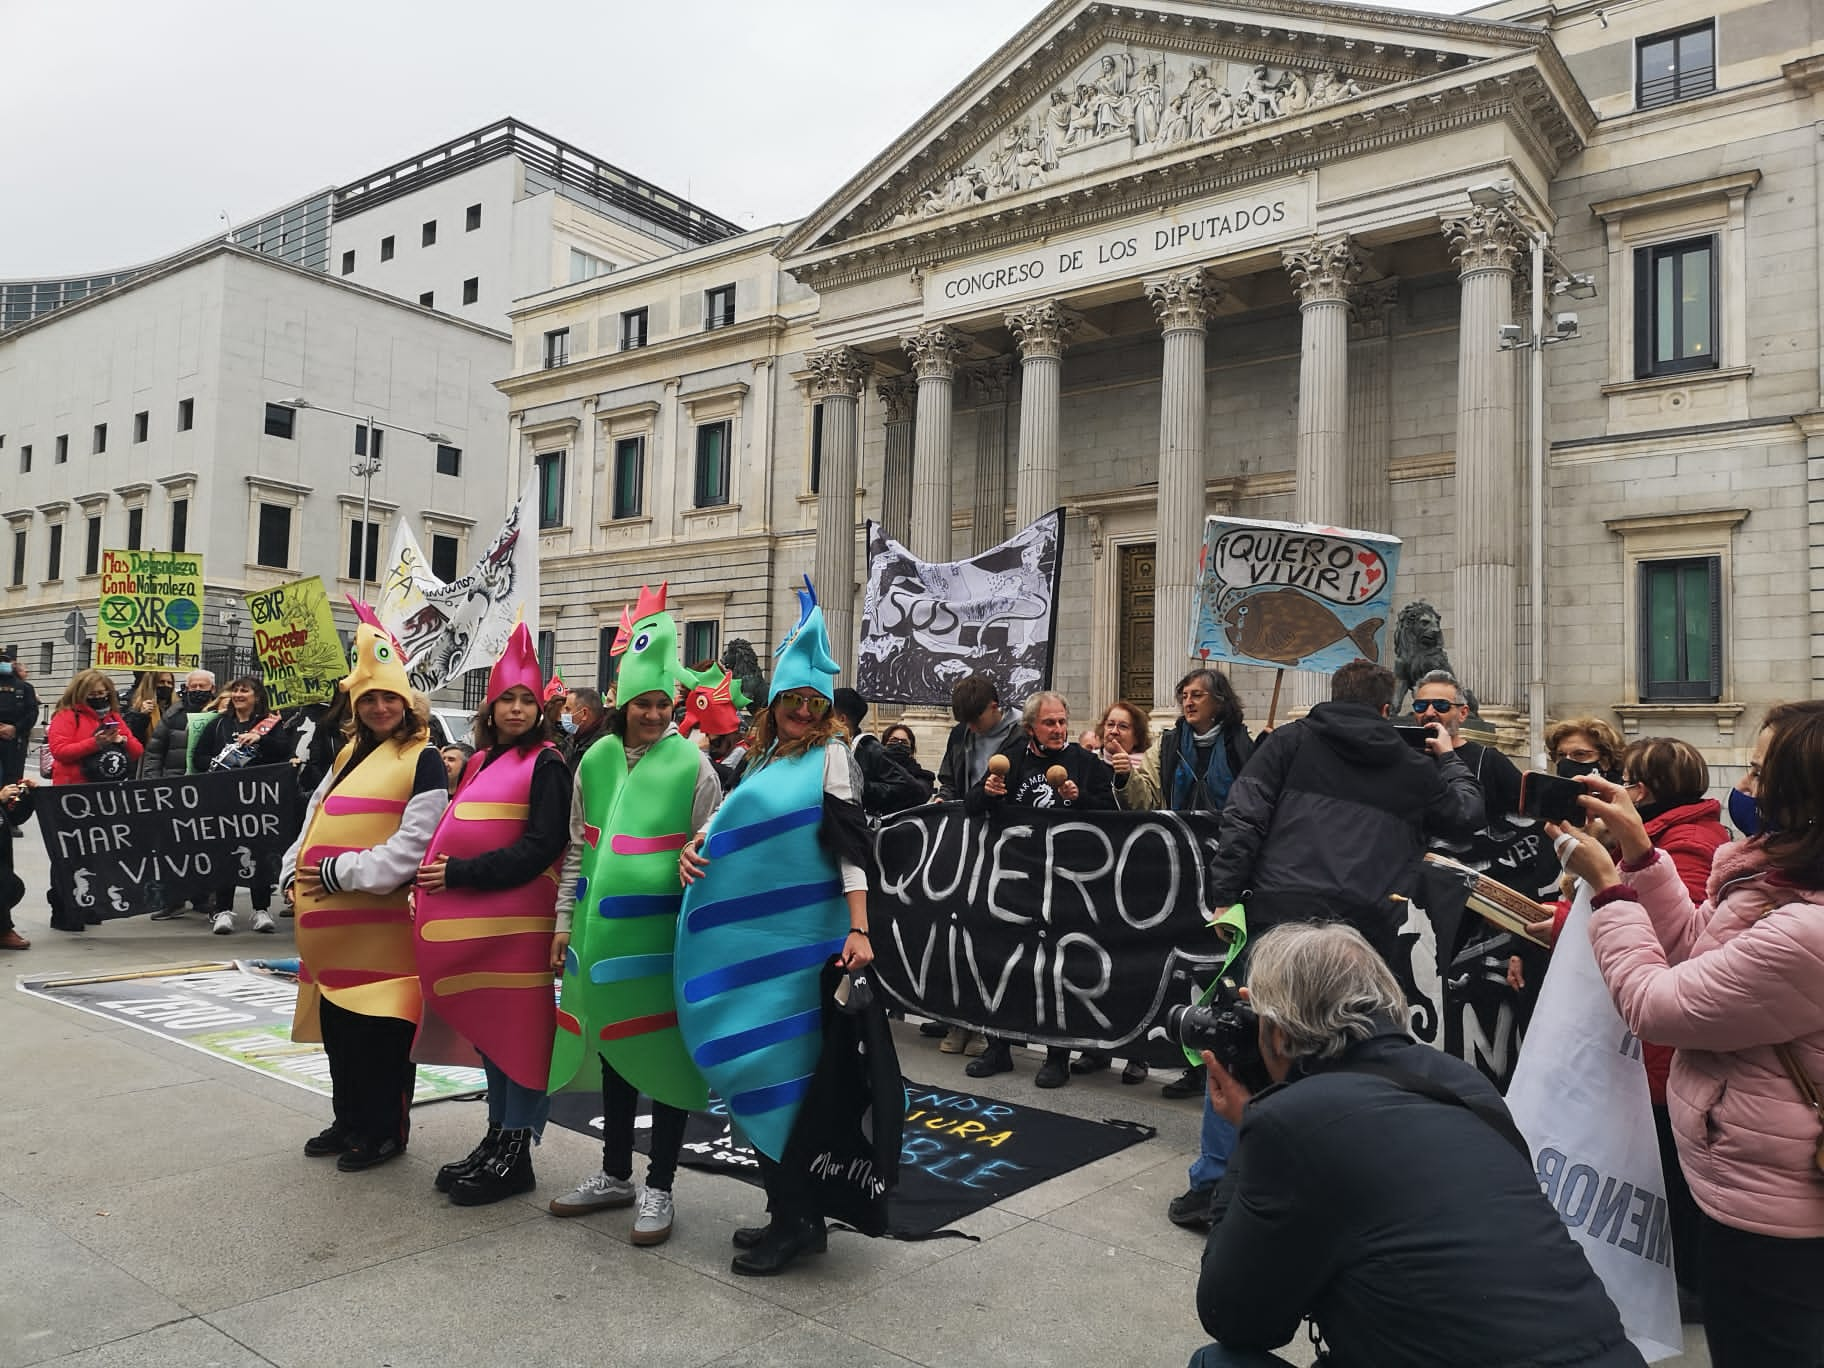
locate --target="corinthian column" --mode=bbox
[967,358,1014,552]
[1283,236,1365,531]
[876,376,915,544]
[902,323,967,561]
[1005,300,1081,528]
[1443,207,1525,711]
[807,345,869,672]
[1145,269,1223,714]
[1347,279,1399,535]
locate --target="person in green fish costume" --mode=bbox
[546,583,725,1248]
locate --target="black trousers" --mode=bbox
[1698,1209,1824,1368]
[1652,1102,1700,1295]
[319,995,416,1149]
[600,1059,687,1192]
[212,883,273,913]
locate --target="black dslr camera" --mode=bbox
[1167,979,1273,1094]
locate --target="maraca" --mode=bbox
[988,754,1011,778]
[1045,765,1068,789]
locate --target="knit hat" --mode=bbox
[341,622,412,704]
[485,621,545,708]
[611,583,686,704]
[768,576,840,703]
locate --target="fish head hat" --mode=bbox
[769,576,841,703]
[678,664,749,737]
[342,621,412,705]
[485,621,546,708]
[611,583,685,704]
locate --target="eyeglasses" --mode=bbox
[777,692,830,716]
[1179,689,1210,703]
[1557,749,1601,764]
[1411,698,1458,714]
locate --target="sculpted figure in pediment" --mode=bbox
[1194,86,1236,140]
[1156,92,1194,149]
[1280,70,1310,115]
[1066,83,1100,145]
[1245,65,1287,120]
[1090,52,1138,136]
[1131,60,1166,145]
[1042,89,1074,164]
[1181,63,1219,125]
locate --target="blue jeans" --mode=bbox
[1188,1098,1238,1189]
[1188,1345,1293,1367]
[482,1054,551,1138]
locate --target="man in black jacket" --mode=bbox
[934,674,1024,802]
[0,649,38,788]
[1188,921,1643,1368]
[1171,659,1483,1231]
[832,688,932,815]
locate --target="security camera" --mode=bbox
[1554,312,1580,337]
[219,610,243,630]
[1498,323,1523,346]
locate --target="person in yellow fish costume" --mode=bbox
[281,623,449,1172]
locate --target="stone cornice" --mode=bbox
[1781,54,1824,93]
[495,314,792,398]
[777,0,1578,264]
[1589,171,1762,224]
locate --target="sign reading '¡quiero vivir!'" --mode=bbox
[923,178,1313,316]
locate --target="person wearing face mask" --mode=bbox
[46,671,144,931]
[1546,717,1625,784]
[123,671,175,753]
[557,687,610,771]
[197,677,293,934]
[413,625,572,1207]
[0,648,38,794]
[143,670,219,780]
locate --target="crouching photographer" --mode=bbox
[1186,921,1643,1368]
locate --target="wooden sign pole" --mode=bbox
[1266,669,1285,729]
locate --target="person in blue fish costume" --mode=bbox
[677,576,875,1277]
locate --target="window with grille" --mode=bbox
[1637,22,1715,109]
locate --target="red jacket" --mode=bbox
[1636,800,1730,1102]
[47,702,145,786]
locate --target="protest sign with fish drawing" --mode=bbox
[1191,516,1401,675]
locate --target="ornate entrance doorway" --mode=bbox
[1117,542,1155,705]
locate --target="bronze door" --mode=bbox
[1118,542,1155,704]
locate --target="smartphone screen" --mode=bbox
[1392,724,1433,753]
[1520,771,1587,825]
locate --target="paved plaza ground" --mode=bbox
[2,833,1711,1368]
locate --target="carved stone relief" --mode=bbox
[893,46,1372,225]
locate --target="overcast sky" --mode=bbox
[0,0,1473,278]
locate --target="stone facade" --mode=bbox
[510,0,1821,775]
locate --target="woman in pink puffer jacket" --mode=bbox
[1556,701,1824,1368]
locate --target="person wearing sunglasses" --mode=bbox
[1410,669,1525,859]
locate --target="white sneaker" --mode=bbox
[210,911,235,935]
[252,910,276,934]
[631,1187,674,1246]
[548,1170,635,1217]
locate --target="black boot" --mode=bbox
[448,1127,535,1206]
[730,1216,827,1276]
[435,1125,501,1194]
[965,1039,1014,1079]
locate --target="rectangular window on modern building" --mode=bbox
[341,250,356,275]
[704,283,735,330]
[596,627,619,694]
[430,533,460,582]
[422,220,437,247]
[1639,556,1722,701]
[536,451,566,528]
[694,421,731,507]
[380,235,395,262]
[419,291,435,308]
[84,516,101,576]
[611,436,644,519]
[126,507,143,550]
[55,435,68,464]
[133,411,148,443]
[256,504,291,569]
[19,444,30,473]
[169,498,188,552]
[809,402,824,494]
[1637,22,1715,109]
[569,249,613,284]
[543,329,570,369]
[462,277,479,305]
[436,444,462,477]
[346,520,379,582]
[354,424,384,461]
[9,530,24,588]
[177,398,194,431]
[683,620,720,669]
[621,308,648,350]
[465,203,482,232]
[264,403,295,439]
[92,423,107,454]
[1634,236,1717,378]
[46,524,62,581]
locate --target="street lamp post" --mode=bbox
[276,397,450,606]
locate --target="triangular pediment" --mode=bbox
[780,0,1591,267]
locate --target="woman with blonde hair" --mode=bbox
[123,670,174,753]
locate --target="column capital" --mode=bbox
[1282,235,1367,307]
[1442,206,1526,276]
[1004,300,1081,361]
[962,356,1015,406]
[1144,270,1227,332]
[901,323,968,381]
[875,375,916,424]
[806,345,870,400]
[1348,277,1401,341]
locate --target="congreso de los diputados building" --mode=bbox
[503,0,1824,774]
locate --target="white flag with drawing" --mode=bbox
[374,474,540,693]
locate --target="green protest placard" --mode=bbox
[245,576,347,707]
[96,550,205,670]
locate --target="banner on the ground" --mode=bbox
[374,477,540,693]
[245,576,347,708]
[1192,516,1401,673]
[95,550,205,670]
[34,766,300,919]
[858,510,1063,707]
[868,805,1231,1058]
[17,961,485,1103]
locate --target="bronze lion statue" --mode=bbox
[1391,600,1477,716]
